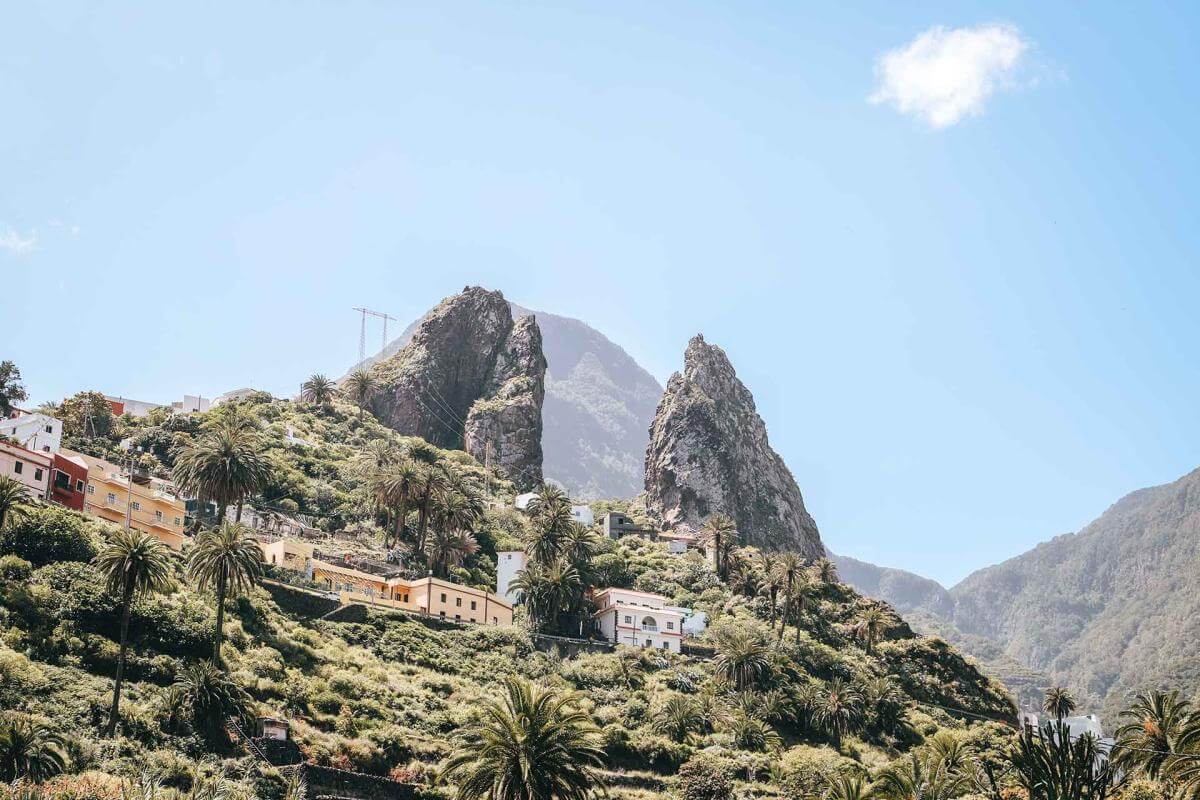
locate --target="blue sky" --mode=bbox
[4,2,1199,585]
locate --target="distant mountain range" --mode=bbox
[347,300,661,500]
[836,466,1200,719]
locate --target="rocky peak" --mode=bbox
[368,287,546,490]
[644,334,823,556]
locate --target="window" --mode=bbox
[107,492,117,504]
[454,614,461,620]
[34,468,43,481]
[440,593,447,603]
[44,425,52,433]
[76,479,84,492]
[87,484,95,494]
[470,600,477,610]
[455,597,462,607]
[42,446,49,453]
[661,641,670,650]
[13,461,21,475]
[624,615,632,624]
[641,616,658,632]
[643,639,652,648]
[55,471,70,489]
[439,611,445,618]
[155,510,163,522]
[470,617,476,623]
[666,621,675,630]
[492,616,498,624]
[131,501,141,511]
[174,517,181,526]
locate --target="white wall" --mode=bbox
[0,443,50,499]
[496,550,527,603]
[570,505,594,526]
[0,413,62,454]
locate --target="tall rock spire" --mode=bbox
[644,334,823,556]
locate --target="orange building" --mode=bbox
[73,451,189,550]
[307,558,513,626]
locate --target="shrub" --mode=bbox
[0,555,31,583]
[777,745,862,800]
[677,754,734,800]
[0,507,98,566]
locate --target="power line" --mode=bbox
[424,381,467,426]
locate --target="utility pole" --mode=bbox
[124,446,142,530]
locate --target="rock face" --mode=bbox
[348,300,661,500]
[367,287,546,489]
[644,334,823,557]
[463,315,546,488]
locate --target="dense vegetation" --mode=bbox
[3,367,1198,800]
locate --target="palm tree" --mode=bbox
[526,485,574,567]
[93,528,173,736]
[826,773,871,800]
[511,559,582,633]
[877,750,967,800]
[370,459,419,550]
[0,717,68,782]
[186,522,263,665]
[0,476,29,530]
[759,553,784,627]
[441,677,605,800]
[342,368,378,421]
[413,463,451,558]
[698,515,738,580]
[1008,720,1115,800]
[727,712,782,752]
[773,552,806,642]
[174,660,252,747]
[1113,690,1192,780]
[814,678,862,749]
[300,373,336,406]
[172,427,270,525]
[862,676,907,736]
[429,528,480,578]
[1043,686,1077,723]
[713,629,772,692]
[813,557,839,584]
[652,695,705,743]
[854,605,889,654]
[1168,710,1200,797]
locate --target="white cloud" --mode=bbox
[870,23,1028,129]
[0,226,37,255]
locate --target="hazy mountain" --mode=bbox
[837,466,1200,719]
[348,297,661,500]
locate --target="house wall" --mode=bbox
[0,442,50,500]
[50,454,88,511]
[76,452,188,549]
[410,577,513,625]
[259,538,315,571]
[0,413,63,454]
[495,550,526,602]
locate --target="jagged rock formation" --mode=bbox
[367,287,546,489]
[462,315,546,488]
[348,300,661,500]
[644,334,823,556]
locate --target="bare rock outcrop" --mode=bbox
[368,287,546,489]
[644,334,823,556]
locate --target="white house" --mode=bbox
[0,441,51,500]
[592,588,685,652]
[514,492,538,511]
[1021,712,1105,739]
[570,505,594,527]
[212,388,259,407]
[496,550,528,603]
[0,411,63,454]
[171,395,211,414]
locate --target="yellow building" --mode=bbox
[258,537,315,572]
[73,451,189,550]
[307,558,513,626]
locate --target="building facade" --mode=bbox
[306,559,514,626]
[592,587,684,652]
[49,452,89,511]
[0,411,63,454]
[75,451,189,549]
[0,441,51,500]
[495,550,527,603]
